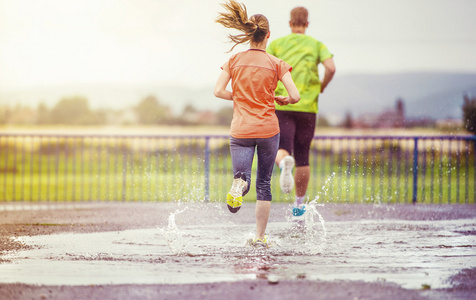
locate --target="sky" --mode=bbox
[0,0,475,91]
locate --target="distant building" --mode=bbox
[404,117,436,128]
[196,111,218,125]
[354,98,406,128]
[4,105,37,125]
[105,109,138,125]
[435,118,463,130]
[182,110,217,125]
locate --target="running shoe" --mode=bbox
[249,235,268,248]
[280,155,295,194]
[292,204,306,217]
[226,172,247,213]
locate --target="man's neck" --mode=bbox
[291,26,306,34]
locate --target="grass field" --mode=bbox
[1,130,474,204]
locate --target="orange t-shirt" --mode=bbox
[221,49,292,139]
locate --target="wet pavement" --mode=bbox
[1,201,475,292]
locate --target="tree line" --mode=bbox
[1,94,475,133]
[0,95,235,126]
[463,93,476,134]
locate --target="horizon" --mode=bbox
[2,69,476,92]
[1,72,474,124]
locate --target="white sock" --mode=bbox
[294,196,305,206]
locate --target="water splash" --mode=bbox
[160,207,203,256]
[320,172,335,197]
[301,198,327,254]
[301,173,336,252]
[280,173,335,255]
[160,207,187,255]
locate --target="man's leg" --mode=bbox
[292,112,316,211]
[295,165,310,198]
[275,111,297,194]
[275,149,290,166]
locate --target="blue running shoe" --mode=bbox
[292,205,306,217]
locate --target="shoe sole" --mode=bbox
[227,204,241,213]
[227,174,246,214]
[252,242,268,248]
[280,156,295,194]
[226,193,242,213]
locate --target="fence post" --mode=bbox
[412,137,419,204]
[473,137,476,204]
[122,143,127,202]
[204,136,210,202]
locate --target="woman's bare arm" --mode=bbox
[279,71,300,104]
[214,70,233,100]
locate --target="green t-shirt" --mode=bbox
[267,33,333,114]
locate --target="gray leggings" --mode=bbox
[229,133,279,201]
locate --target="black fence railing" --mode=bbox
[0,134,474,204]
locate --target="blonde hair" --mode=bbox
[216,0,269,52]
[290,7,308,27]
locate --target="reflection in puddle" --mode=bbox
[0,203,475,290]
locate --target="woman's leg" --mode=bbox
[254,134,279,239]
[255,200,271,239]
[229,137,255,196]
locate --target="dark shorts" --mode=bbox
[275,110,316,167]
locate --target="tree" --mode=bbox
[342,111,353,129]
[462,93,476,134]
[0,105,9,124]
[182,104,197,115]
[177,104,199,125]
[49,96,92,125]
[37,102,50,124]
[317,114,330,128]
[135,96,170,125]
[216,106,233,126]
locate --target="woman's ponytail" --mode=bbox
[216,0,269,52]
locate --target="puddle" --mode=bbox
[1,201,475,290]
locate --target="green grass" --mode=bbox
[1,136,474,204]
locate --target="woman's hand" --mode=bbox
[275,95,290,106]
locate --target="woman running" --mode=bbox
[214,0,300,247]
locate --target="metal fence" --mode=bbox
[0,134,475,204]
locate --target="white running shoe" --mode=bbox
[280,156,295,194]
